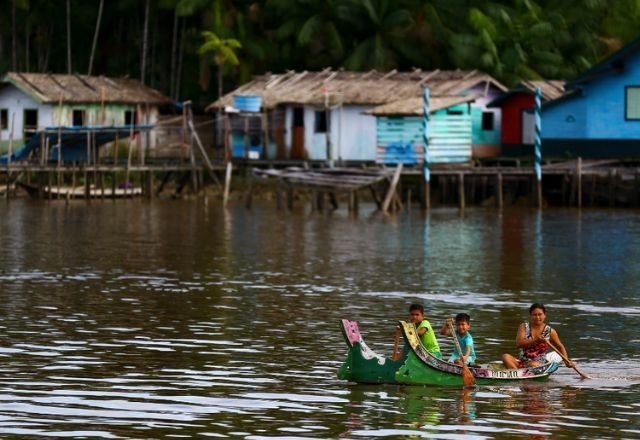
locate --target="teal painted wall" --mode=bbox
[471,106,501,145]
[376,104,472,164]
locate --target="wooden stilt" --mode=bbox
[407,188,412,211]
[497,173,503,208]
[369,185,382,209]
[590,174,597,206]
[71,166,76,200]
[537,177,543,208]
[458,172,465,210]
[577,157,582,208]
[223,161,232,206]
[329,192,338,210]
[609,169,616,207]
[275,180,283,210]
[244,174,254,209]
[286,184,294,211]
[382,164,403,213]
[112,172,117,200]
[635,171,640,207]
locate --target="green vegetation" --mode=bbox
[1,0,638,107]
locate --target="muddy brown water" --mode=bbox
[0,199,638,438]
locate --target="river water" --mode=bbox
[0,199,638,439]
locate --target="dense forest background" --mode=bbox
[1,0,639,108]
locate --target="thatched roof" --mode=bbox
[518,80,566,101]
[487,79,566,108]
[207,69,507,110]
[2,72,173,105]
[365,95,477,116]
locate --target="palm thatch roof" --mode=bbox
[487,79,566,107]
[365,95,477,116]
[2,72,172,105]
[207,69,507,110]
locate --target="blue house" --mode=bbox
[542,37,640,157]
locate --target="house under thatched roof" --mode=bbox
[2,72,172,105]
[207,69,507,110]
[487,79,566,107]
[518,80,566,101]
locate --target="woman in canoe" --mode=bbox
[502,303,575,369]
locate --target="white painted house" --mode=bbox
[0,72,172,152]
[208,69,506,162]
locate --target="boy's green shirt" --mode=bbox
[417,319,441,354]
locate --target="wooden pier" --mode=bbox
[245,158,640,211]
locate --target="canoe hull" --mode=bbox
[395,321,559,386]
[337,319,406,384]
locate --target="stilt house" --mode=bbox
[207,69,506,163]
[540,36,640,157]
[0,72,172,156]
[487,80,565,156]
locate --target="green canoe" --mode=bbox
[395,321,560,386]
[337,319,407,384]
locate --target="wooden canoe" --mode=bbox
[337,319,407,384]
[396,320,560,386]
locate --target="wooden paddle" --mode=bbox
[391,326,401,361]
[448,319,476,387]
[546,338,590,379]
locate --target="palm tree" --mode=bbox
[198,30,241,99]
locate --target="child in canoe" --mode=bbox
[408,303,442,359]
[440,313,476,365]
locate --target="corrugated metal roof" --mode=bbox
[2,72,173,105]
[365,95,477,116]
[207,69,507,110]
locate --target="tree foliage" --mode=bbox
[0,0,638,107]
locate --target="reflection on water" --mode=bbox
[0,199,638,438]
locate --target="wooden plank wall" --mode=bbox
[375,113,472,165]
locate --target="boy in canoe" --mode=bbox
[440,313,476,366]
[408,303,442,359]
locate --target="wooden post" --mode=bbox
[71,164,76,200]
[369,185,382,210]
[577,157,582,208]
[5,113,14,199]
[47,171,53,200]
[590,174,597,207]
[275,180,283,210]
[112,171,117,199]
[244,174,254,209]
[458,172,465,210]
[407,188,412,211]
[329,192,338,210]
[609,168,616,207]
[497,173,503,208]
[84,165,90,199]
[635,170,640,207]
[382,164,403,213]
[223,161,232,206]
[286,183,294,211]
[536,177,543,208]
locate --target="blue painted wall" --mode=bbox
[543,53,640,141]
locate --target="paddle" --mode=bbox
[448,319,476,387]
[546,338,590,379]
[391,326,401,361]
